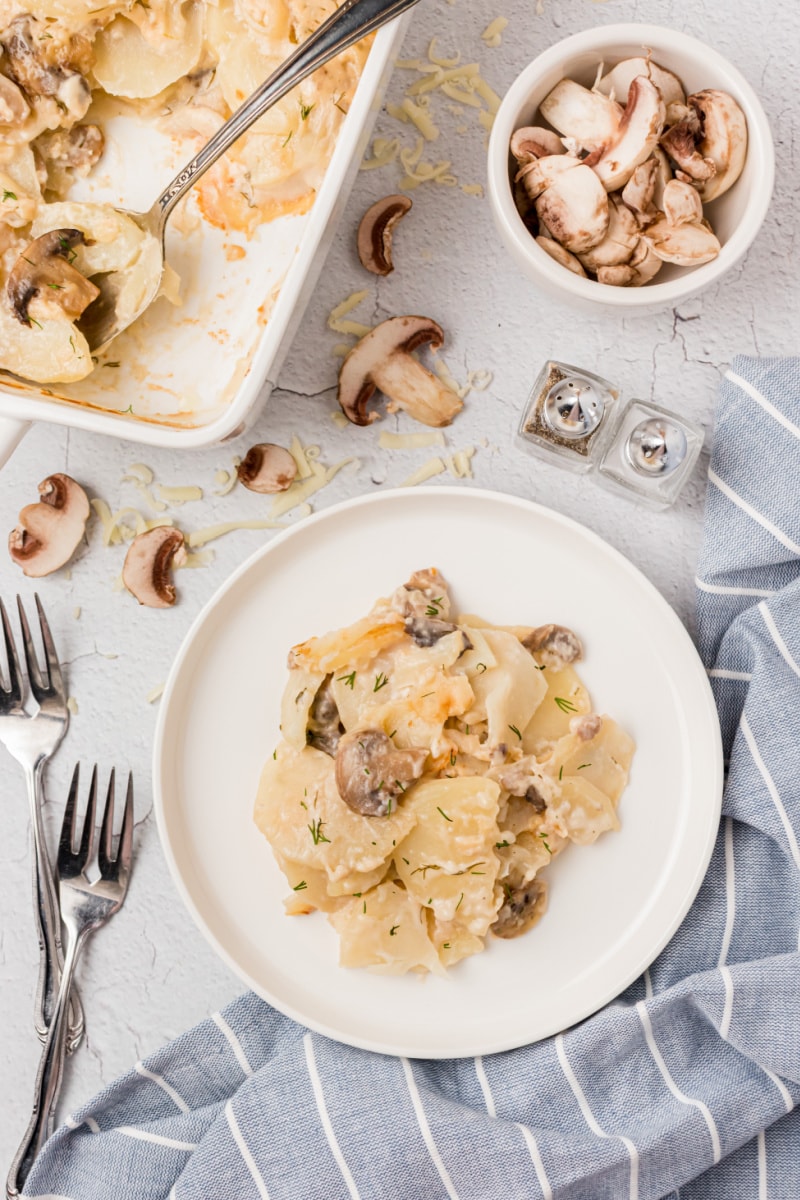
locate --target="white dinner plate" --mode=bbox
[153,487,723,1058]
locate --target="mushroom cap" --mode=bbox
[597,56,686,110]
[122,526,187,608]
[660,117,716,183]
[510,125,564,163]
[337,315,445,426]
[577,194,639,270]
[334,728,428,816]
[533,160,610,253]
[7,227,99,325]
[591,75,666,192]
[237,443,297,494]
[688,89,747,201]
[539,78,622,153]
[644,215,721,266]
[535,235,587,276]
[357,194,412,276]
[522,623,583,668]
[662,179,703,226]
[8,472,90,577]
[492,877,547,938]
[0,73,29,124]
[620,157,659,225]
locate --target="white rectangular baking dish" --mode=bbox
[0,17,408,468]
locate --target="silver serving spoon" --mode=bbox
[72,0,420,354]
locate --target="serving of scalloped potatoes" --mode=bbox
[0,0,368,383]
[254,569,635,975]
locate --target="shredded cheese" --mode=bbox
[187,519,285,548]
[399,97,439,141]
[427,38,460,68]
[157,484,203,505]
[176,549,215,568]
[328,290,372,337]
[400,457,446,487]
[73,607,81,620]
[146,683,165,704]
[269,455,359,519]
[461,183,484,198]
[446,446,477,478]
[330,411,349,429]
[66,696,79,715]
[360,136,401,170]
[123,463,154,485]
[481,17,508,47]
[378,430,446,450]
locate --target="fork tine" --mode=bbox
[35,594,64,699]
[117,774,134,880]
[0,598,23,704]
[77,764,98,869]
[58,764,81,869]
[16,595,46,699]
[98,768,116,878]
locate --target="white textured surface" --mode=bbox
[0,0,794,1162]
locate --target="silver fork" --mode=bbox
[0,596,83,1048]
[7,764,134,1199]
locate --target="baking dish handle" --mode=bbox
[0,416,29,469]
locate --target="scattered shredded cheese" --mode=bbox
[481,17,508,47]
[330,411,349,428]
[146,683,165,704]
[378,430,446,450]
[187,519,285,548]
[461,183,484,198]
[400,458,446,487]
[427,38,460,68]
[333,342,353,358]
[399,97,439,141]
[73,607,81,620]
[328,290,372,337]
[123,463,154,485]
[213,468,239,496]
[269,453,359,519]
[360,136,401,171]
[66,696,79,715]
[176,549,215,568]
[157,484,203,505]
[446,446,477,478]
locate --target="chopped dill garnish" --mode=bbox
[373,672,389,692]
[307,818,330,845]
[282,130,292,147]
[449,751,457,766]
[475,662,487,673]
[443,942,451,949]
[353,892,362,897]
[538,833,552,854]
[2,189,17,201]
[410,864,441,877]
[554,696,578,713]
[292,881,307,891]
[299,102,314,119]
[558,766,563,781]
[508,723,522,740]
[455,892,464,910]
[389,924,399,936]
[495,839,510,849]
[436,806,452,822]
[577,763,591,770]
[337,670,356,688]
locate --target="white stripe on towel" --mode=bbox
[695,576,775,598]
[401,1057,461,1200]
[757,1129,767,1200]
[225,1100,270,1199]
[708,668,753,681]
[66,1115,99,1133]
[135,1063,190,1114]
[117,1127,197,1151]
[726,369,800,442]
[516,1123,553,1200]
[474,1057,496,1118]
[759,602,800,679]
[717,967,793,1113]
[555,1034,639,1200]
[719,818,736,968]
[741,714,800,870]
[636,1003,721,1164]
[303,1034,361,1200]
[708,469,800,555]
[213,1011,254,1077]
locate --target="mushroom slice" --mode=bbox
[662,179,703,226]
[644,215,721,266]
[357,194,411,276]
[510,125,564,163]
[0,73,29,124]
[522,624,582,668]
[1,15,91,116]
[539,78,622,153]
[307,675,344,757]
[597,56,686,109]
[7,229,99,326]
[650,147,673,211]
[337,315,461,428]
[687,89,747,201]
[597,264,636,286]
[493,756,555,810]
[570,713,603,741]
[334,728,428,816]
[627,238,663,286]
[660,116,716,184]
[592,76,666,192]
[535,236,587,276]
[621,157,658,226]
[34,125,105,179]
[492,877,547,939]
[237,443,297,493]
[577,194,639,271]
[122,526,187,608]
[8,473,90,577]
[528,158,609,254]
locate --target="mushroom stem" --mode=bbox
[372,353,461,428]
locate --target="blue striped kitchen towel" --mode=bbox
[24,356,800,1200]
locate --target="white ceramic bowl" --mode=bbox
[487,23,775,310]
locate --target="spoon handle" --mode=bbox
[154,0,421,230]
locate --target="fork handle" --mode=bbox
[154,0,421,229]
[7,926,85,1198]
[26,761,84,1049]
